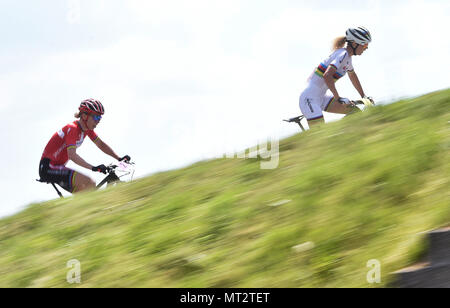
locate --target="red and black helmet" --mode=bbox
[79,98,105,115]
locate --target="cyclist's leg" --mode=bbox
[307,116,325,126]
[71,171,96,193]
[299,92,325,127]
[325,96,359,114]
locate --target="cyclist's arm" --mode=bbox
[323,66,340,100]
[95,138,120,161]
[67,147,93,170]
[348,70,365,98]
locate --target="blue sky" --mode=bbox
[0,0,449,217]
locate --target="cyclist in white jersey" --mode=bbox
[299,27,373,126]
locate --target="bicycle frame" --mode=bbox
[95,162,135,190]
[96,169,121,189]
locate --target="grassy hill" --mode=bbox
[0,89,449,287]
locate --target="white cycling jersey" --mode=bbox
[299,48,354,120]
[307,48,354,94]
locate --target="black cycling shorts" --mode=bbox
[39,158,76,193]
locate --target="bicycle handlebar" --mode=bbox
[106,165,118,173]
[105,161,135,174]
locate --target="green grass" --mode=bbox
[0,89,449,287]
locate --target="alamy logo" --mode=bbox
[67,259,81,284]
[366,259,381,284]
[223,138,279,169]
[67,0,81,24]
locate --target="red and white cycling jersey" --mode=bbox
[41,121,99,166]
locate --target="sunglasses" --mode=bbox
[92,115,102,122]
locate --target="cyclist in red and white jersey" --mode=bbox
[39,99,130,193]
[299,27,373,126]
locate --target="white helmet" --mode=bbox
[346,27,372,45]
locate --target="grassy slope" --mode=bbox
[0,89,449,287]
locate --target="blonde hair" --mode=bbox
[74,111,88,118]
[332,36,347,51]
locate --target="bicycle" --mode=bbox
[283,97,375,132]
[37,161,135,198]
